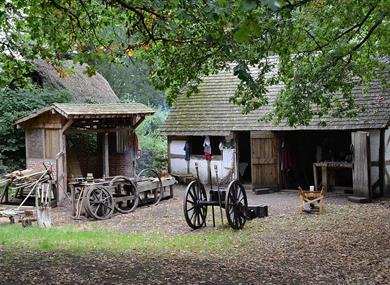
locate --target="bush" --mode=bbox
[0,87,71,173]
[136,108,168,172]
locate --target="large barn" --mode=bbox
[161,61,390,201]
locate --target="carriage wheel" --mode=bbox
[183,180,208,230]
[136,168,163,205]
[225,180,248,230]
[84,185,114,220]
[109,176,139,213]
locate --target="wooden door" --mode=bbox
[351,131,371,200]
[251,131,279,189]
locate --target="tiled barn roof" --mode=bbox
[161,60,390,136]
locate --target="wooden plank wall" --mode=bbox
[45,129,61,159]
[352,131,371,199]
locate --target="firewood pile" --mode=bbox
[0,166,55,227]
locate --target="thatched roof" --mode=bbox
[32,59,119,103]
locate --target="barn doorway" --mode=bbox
[279,130,353,191]
[236,132,251,184]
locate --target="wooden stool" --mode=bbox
[298,187,324,214]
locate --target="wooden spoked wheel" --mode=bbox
[183,180,208,230]
[136,168,163,205]
[109,176,139,213]
[225,180,248,230]
[84,185,114,220]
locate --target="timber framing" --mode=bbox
[15,103,155,203]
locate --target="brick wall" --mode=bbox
[109,151,135,177]
[77,154,102,178]
[26,158,57,177]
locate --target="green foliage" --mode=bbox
[95,59,165,107]
[135,107,168,172]
[0,1,389,125]
[0,88,71,172]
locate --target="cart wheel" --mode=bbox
[84,185,114,220]
[225,180,248,230]
[109,176,139,213]
[183,180,208,230]
[136,168,163,205]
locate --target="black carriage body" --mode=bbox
[208,189,226,205]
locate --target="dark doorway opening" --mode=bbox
[279,131,352,190]
[236,132,251,184]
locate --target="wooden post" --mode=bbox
[379,129,385,197]
[208,160,212,189]
[57,119,73,204]
[195,162,199,180]
[313,163,318,190]
[321,166,327,193]
[103,132,109,177]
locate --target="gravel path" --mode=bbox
[48,185,351,234]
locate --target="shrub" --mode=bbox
[136,108,168,172]
[0,87,71,173]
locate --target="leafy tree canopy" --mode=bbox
[95,59,165,107]
[0,0,389,125]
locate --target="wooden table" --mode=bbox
[313,162,353,192]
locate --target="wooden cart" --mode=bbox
[69,168,177,220]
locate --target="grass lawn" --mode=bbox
[0,223,245,254]
[1,202,390,284]
[0,204,358,255]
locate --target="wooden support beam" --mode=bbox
[55,119,73,204]
[103,133,109,177]
[65,127,133,134]
[133,115,146,129]
[62,119,74,133]
[379,129,385,197]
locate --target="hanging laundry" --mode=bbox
[223,148,234,169]
[203,136,212,161]
[183,141,190,161]
[281,142,292,172]
[218,141,224,151]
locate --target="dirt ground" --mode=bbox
[1,185,390,284]
[46,185,351,233]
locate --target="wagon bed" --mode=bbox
[70,172,176,220]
